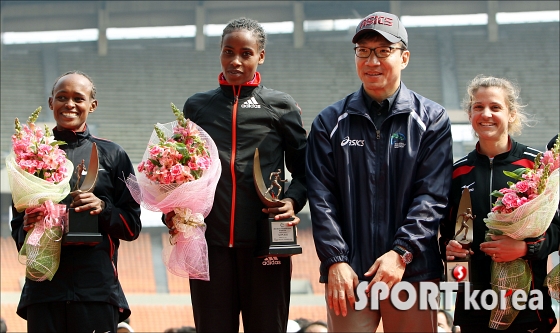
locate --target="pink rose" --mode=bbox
[150,145,163,156]
[501,192,519,209]
[515,181,529,193]
[170,164,183,177]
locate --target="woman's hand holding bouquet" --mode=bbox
[126,103,221,280]
[6,107,73,281]
[483,134,560,329]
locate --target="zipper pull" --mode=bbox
[376,130,381,140]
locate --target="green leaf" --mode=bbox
[503,169,525,181]
[490,190,504,198]
[50,140,67,146]
[149,158,161,167]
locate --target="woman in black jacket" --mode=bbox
[165,18,307,332]
[11,71,142,332]
[440,75,559,332]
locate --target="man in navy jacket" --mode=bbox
[306,11,453,332]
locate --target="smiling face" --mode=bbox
[220,29,265,85]
[355,34,409,102]
[49,73,97,131]
[468,86,515,144]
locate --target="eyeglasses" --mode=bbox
[354,46,405,59]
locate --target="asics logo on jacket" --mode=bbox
[341,136,365,147]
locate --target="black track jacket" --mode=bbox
[11,126,142,322]
[182,72,307,248]
[440,138,559,327]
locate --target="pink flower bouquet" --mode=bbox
[5,106,73,281]
[484,135,560,329]
[125,103,221,280]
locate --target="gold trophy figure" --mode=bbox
[253,148,302,258]
[445,188,474,290]
[62,142,103,245]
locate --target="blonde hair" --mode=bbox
[462,75,530,136]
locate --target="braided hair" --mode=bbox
[221,17,267,51]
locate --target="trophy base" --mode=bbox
[256,244,303,258]
[256,217,301,258]
[62,208,102,246]
[62,232,103,246]
[445,257,472,292]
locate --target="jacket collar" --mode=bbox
[53,124,91,148]
[218,72,261,98]
[475,136,516,161]
[347,82,412,117]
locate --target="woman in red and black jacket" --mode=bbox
[165,18,306,332]
[440,75,559,333]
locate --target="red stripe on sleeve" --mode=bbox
[452,165,474,179]
[119,213,134,237]
[512,159,534,169]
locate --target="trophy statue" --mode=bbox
[445,188,474,290]
[62,142,103,245]
[253,148,302,258]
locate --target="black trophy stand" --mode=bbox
[253,148,302,258]
[62,142,103,246]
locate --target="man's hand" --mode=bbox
[70,190,105,215]
[364,250,405,292]
[327,262,359,317]
[262,198,299,226]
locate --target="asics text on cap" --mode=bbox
[352,12,408,47]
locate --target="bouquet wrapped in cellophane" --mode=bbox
[545,260,560,302]
[484,134,560,330]
[125,103,221,280]
[6,107,73,281]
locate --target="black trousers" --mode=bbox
[190,246,292,332]
[26,301,119,333]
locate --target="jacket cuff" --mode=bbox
[98,197,112,223]
[393,239,414,256]
[285,193,307,214]
[522,233,545,260]
[319,255,349,282]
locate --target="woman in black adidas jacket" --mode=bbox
[165,18,307,332]
[440,75,559,332]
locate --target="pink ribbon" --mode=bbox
[25,200,66,246]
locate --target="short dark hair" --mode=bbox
[221,17,267,51]
[51,70,97,99]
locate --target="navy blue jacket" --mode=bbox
[307,83,453,283]
[11,125,142,322]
